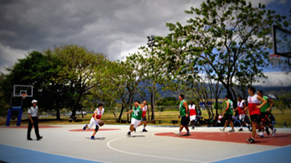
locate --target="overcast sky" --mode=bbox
[0,0,290,86]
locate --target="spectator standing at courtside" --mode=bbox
[196,106,202,126]
[27,99,43,141]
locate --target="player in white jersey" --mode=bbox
[234,95,250,131]
[83,103,104,139]
[138,101,148,132]
[188,101,196,129]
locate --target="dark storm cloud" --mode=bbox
[1,0,290,87]
[0,0,198,62]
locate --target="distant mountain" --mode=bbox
[134,83,291,102]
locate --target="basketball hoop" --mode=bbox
[268,54,281,67]
[22,93,27,99]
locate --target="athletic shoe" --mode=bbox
[219,128,225,132]
[142,129,148,132]
[246,137,255,144]
[175,132,181,137]
[265,127,270,135]
[272,129,276,137]
[37,136,43,140]
[182,133,191,136]
[127,132,131,136]
[27,138,33,141]
[239,128,243,131]
[229,129,235,132]
[83,124,88,130]
[257,132,264,138]
[91,136,95,140]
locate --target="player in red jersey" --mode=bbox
[188,101,196,129]
[138,101,148,132]
[244,86,267,143]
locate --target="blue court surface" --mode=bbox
[0,144,100,163]
[0,125,290,163]
[211,145,291,163]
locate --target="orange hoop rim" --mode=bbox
[269,54,281,58]
[21,93,27,99]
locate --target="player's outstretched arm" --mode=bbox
[267,98,273,112]
[183,101,189,117]
[243,106,248,111]
[125,110,133,115]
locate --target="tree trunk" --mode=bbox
[56,109,61,120]
[215,98,219,116]
[117,104,126,122]
[70,92,83,119]
[150,93,155,120]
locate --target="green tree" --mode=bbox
[160,0,290,107]
[138,44,168,120]
[115,54,146,122]
[0,73,9,117]
[47,44,107,118]
[88,60,122,120]
[0,51,69,119]
[157,97,179,106]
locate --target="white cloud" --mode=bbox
[0,0,289,84]
[0,43,30,73]
[253,71,291,87]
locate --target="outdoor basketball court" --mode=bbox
[0,125,290,163]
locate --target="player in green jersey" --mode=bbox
[220,95,235,132]
[177,94,190,136]
[125,100,142,136]
[257,90,276,137]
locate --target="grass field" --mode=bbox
[1,109,290,127]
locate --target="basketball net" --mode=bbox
[268,54,281,67]
[22,93,27,99]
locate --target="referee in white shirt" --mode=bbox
[27,99,42,140]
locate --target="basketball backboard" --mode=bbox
[272,25,291,58]
[13,85,33,97]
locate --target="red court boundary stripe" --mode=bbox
[0,126,62,128]
[154,132,291,147]
[69,128,120,132]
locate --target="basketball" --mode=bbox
[98,120,104,127]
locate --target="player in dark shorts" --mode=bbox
[177,94,190,136]
[220,95,235,132]
[257,90,276,137]
[138,101,148,132]
[244,86,267,144]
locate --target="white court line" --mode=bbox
[106,136,206,163]
[151,130,291,163]
[209,144,291,163]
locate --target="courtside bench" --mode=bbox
[151,119,162,124]
[171,120,178,124]
[69,117,83,122]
